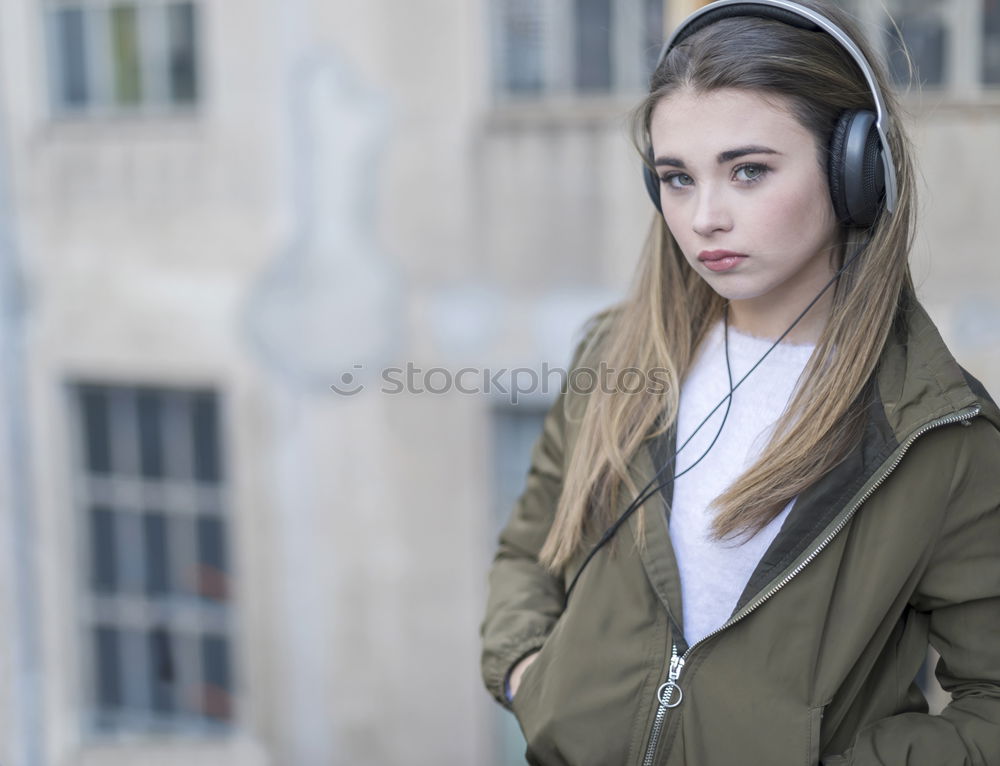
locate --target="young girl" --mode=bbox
[480,1,1000,764]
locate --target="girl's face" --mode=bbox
[649,88,840,319]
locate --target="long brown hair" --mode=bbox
[539,0,917,572]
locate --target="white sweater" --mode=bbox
[669,320,814,646]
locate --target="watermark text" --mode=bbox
[330,362,670,404]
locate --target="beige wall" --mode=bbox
[0,1,996,765]
[668,0,715,31]
[910,99,1000,389]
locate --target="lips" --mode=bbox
[698,249,748,273]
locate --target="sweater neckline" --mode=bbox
[723,321,817,352]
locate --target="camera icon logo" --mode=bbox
[330,364,365,395]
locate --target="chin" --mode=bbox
[698,275,772,303]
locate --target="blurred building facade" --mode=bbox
[0,1,998,765]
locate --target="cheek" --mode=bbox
[661,208,685,239]
[659,197,700,239]
[663,215,701,264]
[762,172,835,243]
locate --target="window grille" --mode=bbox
[491,0,665,99]
[71,383,233,735]
[834,0,1000,94]
[45,0,200,116]
[984,0,1000,84]
[883,1,948,87]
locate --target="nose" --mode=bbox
[691,186,733,237]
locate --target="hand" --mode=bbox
[509,651,540,699]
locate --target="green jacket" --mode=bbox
[480,302,1000,765]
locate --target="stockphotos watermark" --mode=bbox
[330,362,671,404]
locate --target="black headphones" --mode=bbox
[642,0,898,228]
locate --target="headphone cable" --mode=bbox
[563,235,871,601]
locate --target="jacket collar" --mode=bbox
[876,299,999,439]
[622,299,997,639]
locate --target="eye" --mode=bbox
[733,163,769,184]
[661,172,694,189]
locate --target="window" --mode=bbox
[45,0,200,116]
[876,0,1000,93]
[834,0,1000,94]
[985,0,1000,84]
[489,403,549,764]
[883,2,948,87]
[491,0,665,99]
[72,384,233,735]
[491,403,550,535]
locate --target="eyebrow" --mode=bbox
[654,145,781,168]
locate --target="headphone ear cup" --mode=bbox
[857,122,886,225]
[643,147,662,213]
[827,112,852,224]
[827,110,885,227]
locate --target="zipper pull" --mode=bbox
[656,644,685,709]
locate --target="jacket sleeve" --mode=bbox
[824,420,1000,766]
[479,333,593,709]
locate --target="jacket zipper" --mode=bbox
[639,404,981,766]
[641,646,685,766]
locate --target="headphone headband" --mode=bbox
[655,0,897,214]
